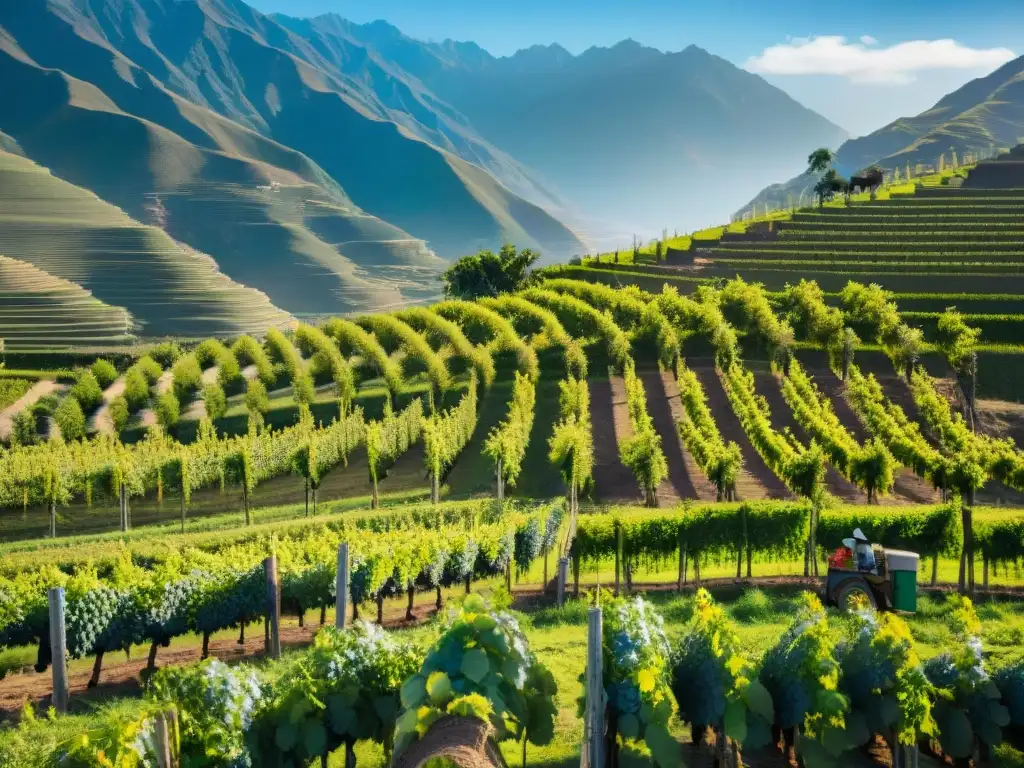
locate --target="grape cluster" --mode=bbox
[65,585,120,658]
[671,635,725,727]
[194,566,264,635]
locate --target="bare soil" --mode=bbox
[692,367,792,500]
[588,377,643,504]
[755,371,867,503]
[646,370,718,502]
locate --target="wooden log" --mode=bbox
[265,556,281,659]
[391,715,507,768]
[335,543,349,630]
[48,587,68,713]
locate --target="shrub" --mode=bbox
[135,355,163,384]
[54,397,86,441]
[245,379,270,419]
[109,396,129,434]
[203,382,227,422]
[172,354,202,402]
[90,359,118,389]
[149,342,182,368]
[292,372,315,407]
[11,409,37,446]
[156,392,180,431]
[123,370,150,412]
[69,370,104,412]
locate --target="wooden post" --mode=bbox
[614,522,622,596]
[48,587,69,713]
[584,607,604,768]
[556,557,568,607]
[265,556,281,659]
[677,541,685,593]
[335,543,349,630]
[154,710,176,768]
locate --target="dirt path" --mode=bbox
[819,372,940,505]
[756,372,867,503]
[91,375,127,435]
[641,370,717,502]
[692,367,790,500]
[0,380,62,439]
[588,377,641,503]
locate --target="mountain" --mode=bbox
[288,19,848,241]
[0,0,585,336]
[740,55,1024,214]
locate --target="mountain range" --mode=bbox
[740,54,1024,214]
[0,0,847,337]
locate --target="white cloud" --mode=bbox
[745,36,1016,85]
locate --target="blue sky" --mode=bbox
[248,0,1024,135]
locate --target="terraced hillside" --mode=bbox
[0,148,294,339]
[639,188,1024,355]
[0,255,131,350]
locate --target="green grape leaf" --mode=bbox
[427,671,453,705]
[463,594,487,614]
[302,720,327,757]
[743,715,772,750]
[844,710,871,748]
[744,679,774,724]
[374,694,399,723]
[977,720,1003,748]
[448,693,494,721]
[723,700,747,744]
[644,723,681,768]
[798,736,833,768]
[401,675,427,709]
[328,701,356,736]
[462,648,490,683]
[654,694,673,724]
[990,700,1011,729]
[472,613,497,632]
[983,680,1002,700]
[618,713,640,741]
[938,706,973,759]
[877,694,900,729]
[821,725,854,757]
[396,707,419,735]
[275,722,297,752]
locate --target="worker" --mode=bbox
[842,528,876,572]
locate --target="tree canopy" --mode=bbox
[441,244,540,299]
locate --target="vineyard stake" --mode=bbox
[154,710,176,768]
[556,556,568,606]
[584,606,604,768]
[48,587,69,713]
[265,556,281,659]
[336,543,349,629]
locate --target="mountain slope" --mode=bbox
[0,0,584,263]
[741,55,1024,213]
[0,145,294,338]
[299,21,848,239]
